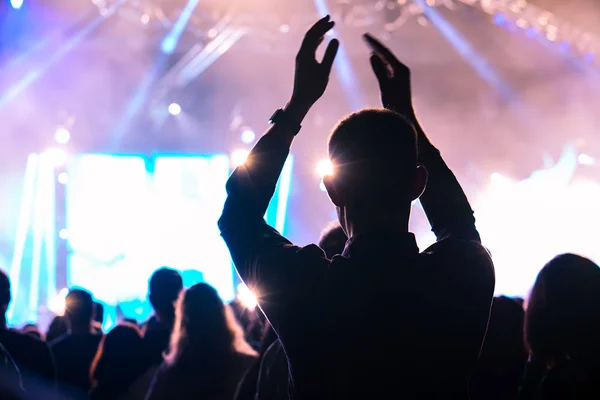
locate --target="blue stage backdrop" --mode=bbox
[7,152,294,329]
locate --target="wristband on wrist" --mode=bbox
[269,109,302,136]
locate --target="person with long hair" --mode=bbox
[521,253,600,399]
[145,283,257,400]
[89,323,152,400]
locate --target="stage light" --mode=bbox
[48,288,68,316]
[319,181,327,192]
[559,41,570,52]
[161,37,177,54]
[578,154,595,166]
[168,103,181,116]
[237,283,257,311]
[493,14,506,25]
[54,127,71,144]
[279,24,290,33]
[490,172,514,187]
[58,229,69,240]
[43,148,68,167]
[231,149,250,167]
[316,159,333,177]
[10,0,23,9]
[490,172,507,181]
[240,129,256,144]
[57,172,69,185]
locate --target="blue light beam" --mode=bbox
[161,0,200,54]
[0,0,126,109]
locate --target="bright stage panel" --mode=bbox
[65,153,292,326]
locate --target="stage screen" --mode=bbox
[65,153,292,327]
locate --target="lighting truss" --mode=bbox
[152,14,247,104]
[89,0,600,95]
[456,0,599,64]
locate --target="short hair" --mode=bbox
[318,222,347,259]
[328,109,418,204]
[65,289,94,325]
[0,270,10,310]
[148,268,183,312]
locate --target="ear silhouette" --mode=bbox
[411,165,428,201]
[323,175,344,207]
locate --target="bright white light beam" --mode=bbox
[45,158,57,311]
[29,154,49,322]
[8,154,38,322]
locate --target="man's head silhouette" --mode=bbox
[323,109,427,237]
[148,267,183,324]
[318,223,347,259]
[65,289,94,333]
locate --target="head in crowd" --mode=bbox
[94,302,104,328]
[123,318,139,327]
[148,268,183,325]
[483,296,526,358]
[166,283,256,369]
[47,315,69,343]
[0,271,10,328]
[90,323,149,399]
[473,296,527,400]
[323,109,427,238]
[525,254,600,368]
[21,324,42,340]
[65,288,95,334]
[318,222,348,259]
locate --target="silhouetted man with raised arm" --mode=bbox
[219,16,495,399]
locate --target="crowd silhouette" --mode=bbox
[0,16,599,399]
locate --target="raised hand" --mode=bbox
[363,33,414,119]
[291,16,340,110]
